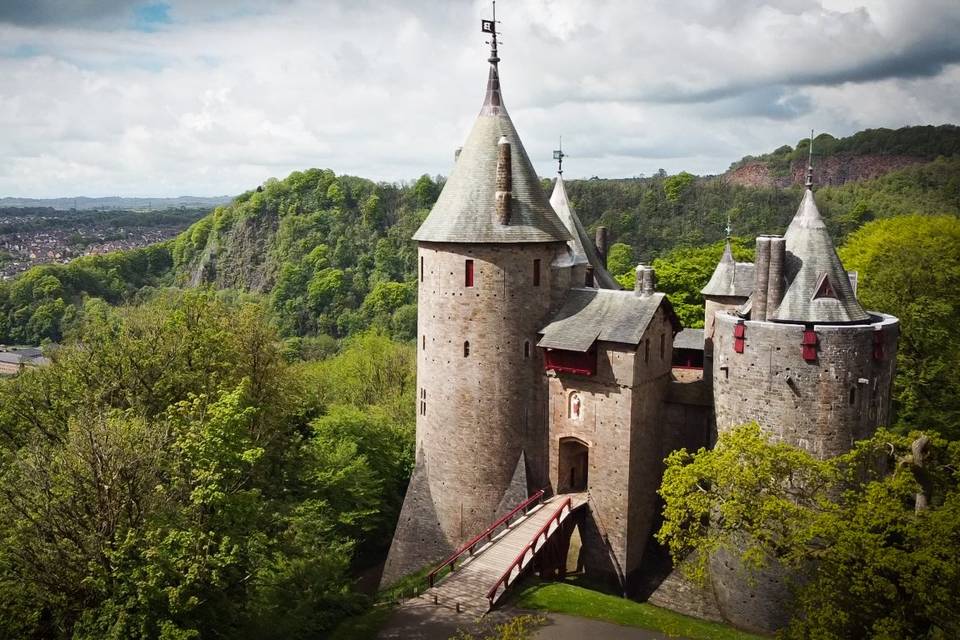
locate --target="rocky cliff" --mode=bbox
[726,154,927,189]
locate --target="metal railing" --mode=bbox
[485,495,573,607]
[426,489,546,588]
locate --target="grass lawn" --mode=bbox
[513,579,767,640]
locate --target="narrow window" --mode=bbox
[422,335,426,350]
[533,259,541,286]
[524,341,530,358]
[465,259,474,287]
[584,267,594,287]
[644,339,649,363]
[849,387,856,405]
[660,334,665,360]
[420,255,424,282]
[420,388,426,415]
[463,341,470,357]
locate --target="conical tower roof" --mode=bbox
[769,187,869,323]
[413,56,570,244]
[549,175,620,289]
[701,240,755,298]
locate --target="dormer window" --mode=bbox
[813,273,838,300]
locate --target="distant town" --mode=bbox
[0,205,216,279]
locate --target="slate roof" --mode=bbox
[769,188,869,324]
[538,288,679,351]
[673,328,705,351]
[549,176,621,289]
[701,241,755,298]
[413,62,571,244]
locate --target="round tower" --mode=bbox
[381,29,572,585]
[709,165,899,632]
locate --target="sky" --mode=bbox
[1,0,959,198]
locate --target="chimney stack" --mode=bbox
[495,136,512,225]
[766,236,785,315]
[753,237,771,321]
[634,265,656,297]
[595,226,609,268]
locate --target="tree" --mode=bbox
[606,242,634,277]
[839,214,960,439]
[657,423,960,639]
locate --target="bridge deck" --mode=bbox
[417,492,588,615]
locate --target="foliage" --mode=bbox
[728,125,960,171]
[514,579,762,640]
[0,243,173,344]
[171,168,432,340]
[0,291,415,639]
[615,239,754,327]
[839,214,960,439]
[657,423,960,639]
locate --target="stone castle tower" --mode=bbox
[705,167,899,632]
[380,34,573,586]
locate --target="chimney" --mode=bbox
[766,236,786,315]
[753,236,771,321]
[634,265,646,296]
[634,265,655,297]
[643,265,656,297]
[595,226,609,268]
[495,136,512,225]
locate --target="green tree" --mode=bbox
[606,242,634,277]
[839,214,960,439]
[658,423,960,639]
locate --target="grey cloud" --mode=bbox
[0,0,135,26]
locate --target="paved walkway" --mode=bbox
[377,606,685,640]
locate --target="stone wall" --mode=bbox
[708,310,899,631]
[712,311,899,456]
[545,306,675,585]
[382,240,564,585]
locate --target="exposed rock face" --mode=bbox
[187,207,279,293]
[726,154,927,188]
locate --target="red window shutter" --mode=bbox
[733,322,745,353]
[802,329,818,362]
[465,259,474,287]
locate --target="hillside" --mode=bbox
[725,125,960,188]
[2,126,958,348]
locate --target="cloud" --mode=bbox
[0,0,958,197]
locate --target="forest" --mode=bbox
[0,126,958,637]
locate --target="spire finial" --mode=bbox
[482,1,500,65]
[806,129,815,190]
[553,136,565,176]
[725,209,732,239]
[480,2,504,115]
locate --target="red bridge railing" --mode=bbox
[486,496,573,607]
[427,489,545,588]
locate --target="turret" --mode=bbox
[382,18,571,586]
[708,136,899,633]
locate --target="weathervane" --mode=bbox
[482,1,501,64]
[553,136,566,175]
[806,129,815,189]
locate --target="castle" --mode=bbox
[382,23,899,633]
